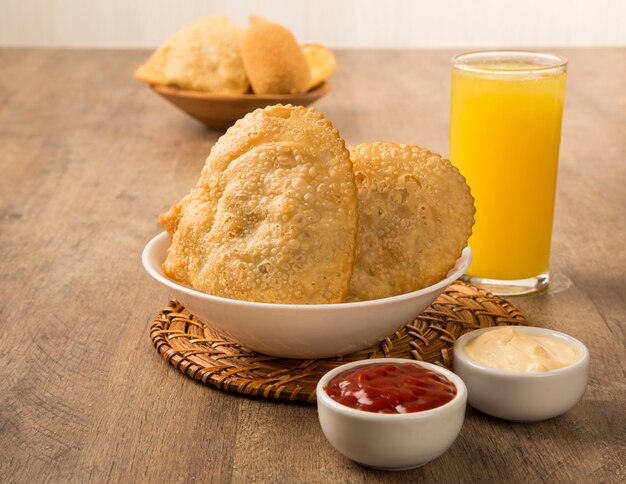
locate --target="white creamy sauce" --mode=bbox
[464,327,580,372]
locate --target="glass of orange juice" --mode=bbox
[450,51,567,295]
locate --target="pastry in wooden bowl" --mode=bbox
[134,16,248,94]
[242,16,311,94]
[302,44,337,91]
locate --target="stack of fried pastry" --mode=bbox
[161,105,475,303]
[134,16,335,95]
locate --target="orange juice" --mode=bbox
[450,52,567,290]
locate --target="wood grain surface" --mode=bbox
[0,48,624,483]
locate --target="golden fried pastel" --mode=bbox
[161,105,358,304]
[242,16,311,94]
[134,16,249,94]
[348,142,475,301]
[302,44,336,90]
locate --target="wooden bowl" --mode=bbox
[151,83,332,130]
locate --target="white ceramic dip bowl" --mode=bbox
[453,326,589,422]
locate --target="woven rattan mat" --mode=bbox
[150,281,525,403]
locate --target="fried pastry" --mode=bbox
[302,44,336,90]
[242,16,311,94]
[161,105,358,304]
[134,16,249,94]
[348,142,475,301]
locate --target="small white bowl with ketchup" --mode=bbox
[316,358,467,470]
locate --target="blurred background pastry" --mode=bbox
[242,16,311,94]
[302,44,336,91]
[134,16,249,94]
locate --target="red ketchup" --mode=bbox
[324,362,457,414]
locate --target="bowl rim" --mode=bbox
[315,358,467,420]
[142,231,472,310]
[151,82,331,101]
[453,325,590,378]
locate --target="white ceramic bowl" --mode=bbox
[453,326,589,422]
[316,358,467,470]
[142,232,472,358]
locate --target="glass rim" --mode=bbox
[452,50,568,75]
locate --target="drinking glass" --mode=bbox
[450,51,567,295]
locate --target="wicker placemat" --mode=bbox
[150,281,525,403]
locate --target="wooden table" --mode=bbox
[1,48,624,483]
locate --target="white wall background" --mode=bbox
[1,0,625,49]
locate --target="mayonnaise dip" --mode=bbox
[463,327,580,372]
